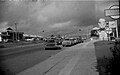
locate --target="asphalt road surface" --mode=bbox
[0,43,62,75]
[17,40,99,75]
[0,40,99,75]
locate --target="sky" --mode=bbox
[0,0,119,36]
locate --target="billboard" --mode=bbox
[105,5,119,19]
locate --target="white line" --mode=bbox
[58,56,79,75]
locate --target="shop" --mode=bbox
[0,27,24,42]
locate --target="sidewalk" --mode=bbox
[17,40,99,75]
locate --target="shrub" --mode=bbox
[108,41,120,75]
[0,45,5,48]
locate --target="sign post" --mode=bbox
[115,20,118,37]
[105,5,119,38]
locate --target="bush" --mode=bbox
[0,45,5,48]
[109,41,120,75]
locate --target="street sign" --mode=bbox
[108,21,116,28]
[105,5,119,19]
[99,31,108,40]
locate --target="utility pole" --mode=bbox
[15,22,18,41]
[115,20,118,38]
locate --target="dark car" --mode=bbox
[78,36,84,43]
[56,38,63,45]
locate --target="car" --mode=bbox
[56,38,63,45]
[45,39,61,50]
[77,36,84,43]
[74,39,78,44]
[69,38,76,45]
[62,39,72,47]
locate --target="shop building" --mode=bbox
[0,27,24,42]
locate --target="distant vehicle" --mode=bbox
[74,36,83,43]
[45,39,61,50]
[25,38,34,41]
[69,36,83,44]
[69,38,76,45]
[56,38,63,45]
[62,39,72,47]
[74,39,78,44]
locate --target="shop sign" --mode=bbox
[105,5,119,19]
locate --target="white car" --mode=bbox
[25,38,34,41]
[62,39,72,47]
[69,38,76,45]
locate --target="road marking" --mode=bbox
[58,56,79,75]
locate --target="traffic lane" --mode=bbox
[17,40,99,75]
[0,45,63,75]
[17,42,85,75]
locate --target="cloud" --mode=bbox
[49,21,71,28]
[0,22,9,28]
[0,0,108,35]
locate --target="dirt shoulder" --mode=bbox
[0,41,44,49]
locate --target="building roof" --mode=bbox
[6,27,13,31]
[0,27,13,32]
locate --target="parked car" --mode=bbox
[69,38,76,45]
[56,38,63,45]
[77,36,84,43]
[25,38,34,41]
[45,39,61,50]
[62,39,72,47]
[74,39,79,44]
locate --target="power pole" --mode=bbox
[15,22,18,41]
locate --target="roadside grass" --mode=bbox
[94,40,120,75]
[0,40,44,49]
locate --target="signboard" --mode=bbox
[106,28,112,34]
[99,31,108,40]
[105,5,119,19]
[98,18,106,28]
[108,21,116,28]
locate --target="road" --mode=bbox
[17,40,99,75]
[0,43,62,75]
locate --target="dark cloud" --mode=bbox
[0,0,119,36]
